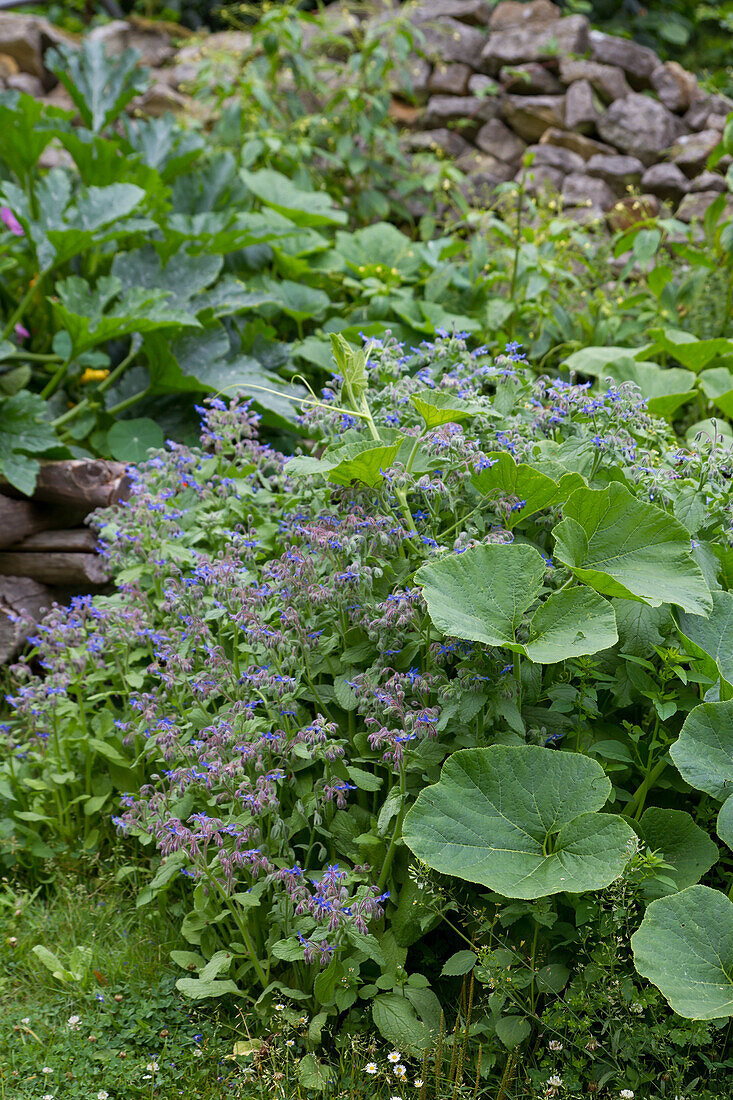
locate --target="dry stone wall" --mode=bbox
[378,0,733,226]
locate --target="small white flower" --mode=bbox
[67,1015,81,1030]
[142,1075,152,1081]
[97,1092,109,1100]
[393,1064,407,1079]
[414,1081,424,1089]
[42,1095,54,1100]
[620,1092,634,1100]
[388,1051,401,1063]
[547,1077,562,1088]
[391,1095,402,1100]
[146,1062,159,1072]
[42,1068,54,1075]
[299,1016,308,1025]
[193,1049,203,1058]
[365,1062,378,1075]
[21,1017,30,1025]
[285,1039,295,1047]
[549,1039,563,1051]
[275,1002,285,1010]
[629,1002,643,1014]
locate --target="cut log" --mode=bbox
[0,552,109,586]
[0,459,131,509]
[0,576,53,663]
[11,528,99,553]
[0,494,58,548]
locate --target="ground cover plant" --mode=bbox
[5,330,733,1095]
[2,3,733,493]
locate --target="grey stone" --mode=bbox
[500,62,561,95]
[676,191,733,224]
[564,80,602,134]
[500,93,565,141]
[559,58,631,103]
[480,15,589,74]
[707,114,728,133]
[489,0,560,29]
[0,13,75,87]
[428,62,472,96]
[670,129,722,176]
[475,117,526,163]
[650,62,698,113]
[132,83,190,117]
[456,150,515,197]
[419,17,487,66]
[423,94,499,128]
[87,20,174,67]
[521,163,564,198]
[467,73,497,96]
[597,94,678,166]
[588,30,659,88]
[562,173,616,211]
[684,92,733,130]
[525,143,584,173]
[390,55,431,103]
[539,126,616,160]
[640,163,690,202]
[5,71,43,96]
[405,128,473,158]
[413,0,491,25]
[689,171,726,194]
[586,153,643,192]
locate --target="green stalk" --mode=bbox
[376,763,406,892]
[624,756,669,820]
[2,276,42,342]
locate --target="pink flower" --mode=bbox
[0,206,24,236]
[14,323,29,341]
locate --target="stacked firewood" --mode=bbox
[0,460,129,661]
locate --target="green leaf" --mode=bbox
[410,390,483,429]
[416,543,545,651]
[298,1054,329,1091]
[241,168,347,226]
[32,944,72,982]
[471,452,569,529]
[112,247,222,312]
[372,992,435,1054]
[106,418,165,463]
[566,349,697,417]
[175,977,240,1000]
[637,808,718,899]
[670,701,733,802]
[261,278,329,322]
[524,587,617,664]
[330,333,368,404]
[46,40,148,133]
[334,222,421,276]
[648,327,733,372]
[678,590,733,690]
[403,746,634,899]
[495,1016,531,1049]
[699,367,733,419]
[552,483,711,613]
[632,885,733,1019]
[441,950,478,976]
[562,345,653,375]
[613,600,672,657]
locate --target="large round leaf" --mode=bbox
[402,746,634,900]
[415,544,545,651]
[524,587,617,663]
[552,483,712,614]
[678,590,733,689]
[632,885,733,1019]
[637,808,718,900]
[670,700,733,802]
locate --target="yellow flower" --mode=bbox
[80,368,110,384]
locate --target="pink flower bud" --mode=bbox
[1,207,24,236]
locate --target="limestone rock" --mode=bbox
[87,20,174,67]
[0,52,19,79]
[500,62,561,95]
[475,117,526,163]
[684,93,733,131]
[588,30,659,88]
[689,171,726,194]
[597,93,677,165]
[406,128,473,158]
[424,94,498,128]
[707,114,729,133]
[539,127,616,160]
[640,163,690,202]
[564,79,602,134]
[131,83,190,117]
[559,58,631,103]
[467,73,497,96]
[0,14,76,88]
[391,56,431,103]
[428,62,472,96]
[525,143,584,173]
[413,0,491,25]
[480,15,589,74]
[489,0,560,30]
[176,30,252,63]
[500,93,565,141]
[650,62,697,113]
[606,194,660,231]
[676,191,733,223]
[586,153,643,192]
[522,163,564,198]
[670,129,722,176]
[456,150,515,197]
[419,17,487,67]
[7,71,44,95]
[562,172,616,212]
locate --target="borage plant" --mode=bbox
[5,332,733,1092]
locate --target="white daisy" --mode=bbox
[388,1051,401,1063]
[365,1062,378,1075]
